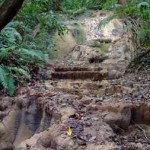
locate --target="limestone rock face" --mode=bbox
[102,18,124,38]
[53,11,134,79]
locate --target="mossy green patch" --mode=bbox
[70,23,86,44]
[87,40,110,52]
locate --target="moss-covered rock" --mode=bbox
[53,31,77,59]
[70,22,86,44]
[86,40,110,53]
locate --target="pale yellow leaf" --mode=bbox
[66,127,72,136]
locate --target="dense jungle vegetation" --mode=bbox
[0,0,150,96]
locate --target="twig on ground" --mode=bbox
[135,124,148,139]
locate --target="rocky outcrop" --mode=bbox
[52,11,134,79]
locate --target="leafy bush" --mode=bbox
[0,23,48,96]
[17,0,50,27]
[100,0,150,52]
[0,0,67,96]
[62,0,104,16]
[17,0,65,34]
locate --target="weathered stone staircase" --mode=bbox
[0,11,149,150]
[51,66,108,80]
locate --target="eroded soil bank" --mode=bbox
[0,71,149,150]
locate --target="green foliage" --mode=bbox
[17,0,50,27]
[62,0,86,10]
[62,0,104,16]
[17,0,65,34]
[0,23,49,96]
[85,0,105,9]
[0,0,67,96]
[100,0,150,52]
[0,66,15,96]
[61,0,86,16]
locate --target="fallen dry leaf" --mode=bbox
[66,127,72,136]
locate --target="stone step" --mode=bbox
[51,70,108,80]
[53,66,103,72]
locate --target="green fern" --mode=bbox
[0,23,50,96]
[17,48,49,62]
[7,66,31,79]
[5,75,15,97]
[0,65,31,96]
[98,14,117,29]
[0,46,16,61]
[0,66,15,96]
[0,66,8,89]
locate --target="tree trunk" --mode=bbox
[0,0,24,31]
